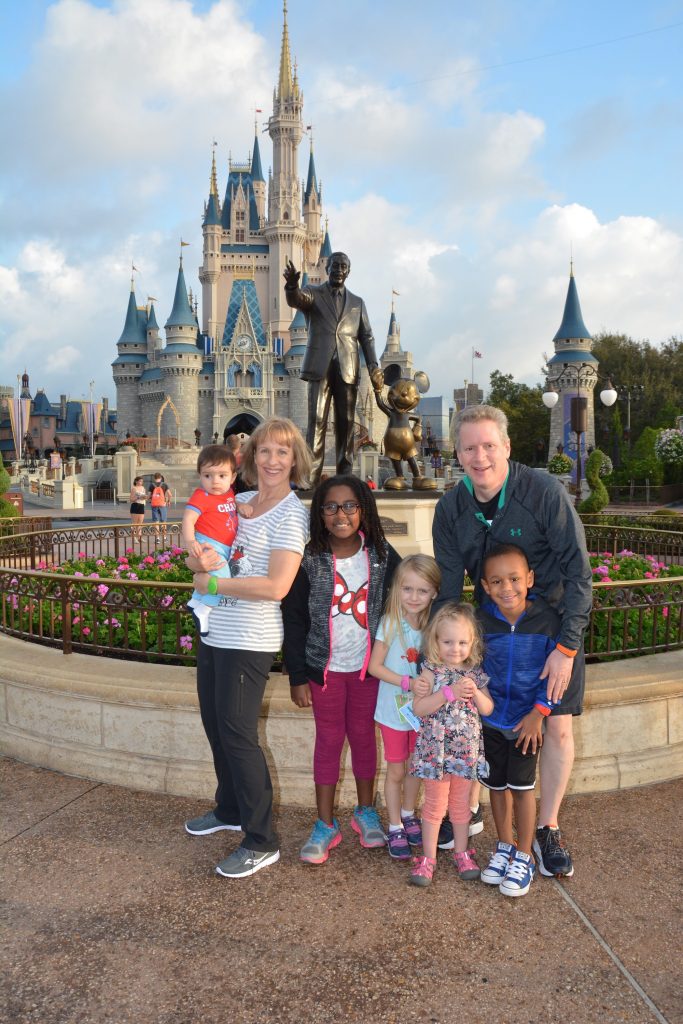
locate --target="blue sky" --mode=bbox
[1,0,681,408]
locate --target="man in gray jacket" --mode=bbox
[433,404,592,878]
[284,253,383,486]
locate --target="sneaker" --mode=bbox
[215,847,280,878]
[453,848,480,880]
[401,814,422,847]
[437,808,482,850]
[409,855,436,887]
[480,841,516,885]
[468,804,484,837]
[533,826,574,877]
[386,828,411,860]
[184,810,242,836]
[499,850,535,897]
[300,819,342,865]
[351,806,386,849]
[437,817,454,850]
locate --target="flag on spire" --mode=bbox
[473,350,482,359]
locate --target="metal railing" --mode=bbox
[0,523,681,665]
[582,524,683,565]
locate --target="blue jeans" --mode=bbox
[191,532,232,607]
[151,505,168,523]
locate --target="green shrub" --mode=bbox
[547,453,573,475]
[579,450,610,514]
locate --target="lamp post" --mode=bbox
[543,363,616,509]
[618,384,645,451]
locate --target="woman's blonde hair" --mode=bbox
[382,555,441,646]
[422,601,482,669]
[240,417,313,489]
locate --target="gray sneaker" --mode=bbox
[351,805,386,849]
[184,810,242,836]
[215,847,280,878]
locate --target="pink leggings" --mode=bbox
[310,670,379,786]
[422,776,471,826]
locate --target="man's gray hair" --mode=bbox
[452,405,509,450]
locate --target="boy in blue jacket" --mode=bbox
[476,544,561,898]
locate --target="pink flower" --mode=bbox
[89,572,100,579]
[127,572,138,580]
[143,556,155,565]
[78,552,87,559]
[179,635,193,651]
[160,595,173,608]
[96,559,105,567]
[126,547,134,554]
[73,602,80,611]
[644,572,654,579]
[37,560,46,570]
[662,607,669,618]
[74,571,83,577]
[73,616,80,625]
[97,584,109,598]
[82,627,91,636]
[171,546,184,556]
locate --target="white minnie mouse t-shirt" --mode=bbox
[328,547,369,672]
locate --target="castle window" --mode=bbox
[236,230,245,242]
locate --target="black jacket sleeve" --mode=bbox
[281,562,312,688]
[381,543,402,610]
[432,492,467,614]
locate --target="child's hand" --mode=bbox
[238,504,254,519]
[413,668,434,698]
[452,676,476,701]
[188,539,204,558]
[512,709,544,755]
[290,684,312,708]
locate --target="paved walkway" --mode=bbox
[2,757,681,1024]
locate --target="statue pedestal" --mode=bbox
[375,493,438,556]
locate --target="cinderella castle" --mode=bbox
[112,4,407,449]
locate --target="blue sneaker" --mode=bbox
[300,819,342,865]
[351,805,386,849]
[401,814,422,847]
[499,850,535,897]
[480,841,516,885]
[386,828,411,860]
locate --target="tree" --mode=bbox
[486,370,549,466]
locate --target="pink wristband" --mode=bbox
[400,675,411,692]
[441,685,454,703]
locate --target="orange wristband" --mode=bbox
[534,703,552,717]
[555,643,577,658]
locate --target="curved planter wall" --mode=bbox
[0,635,681,804]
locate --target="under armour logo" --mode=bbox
[510,528,522,537]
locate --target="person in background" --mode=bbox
[149,473,172,540]
[128,476,146,540]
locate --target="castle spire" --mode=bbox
[277,1,294,101]
[553,267,591,342]
[304,136,319,203]
[165,252,195,329]
[209,145,218,197]
[251,131,264,182]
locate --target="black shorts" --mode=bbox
[550,644,585,717]
[482,724,538,791]
[130,502,145,515]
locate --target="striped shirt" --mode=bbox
[202,490,309,653]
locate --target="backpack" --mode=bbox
[151,484,166,507]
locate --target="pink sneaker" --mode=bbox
[453,848,480,880]
[409,855,436,887]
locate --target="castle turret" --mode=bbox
[200,149,223,346]
[251,129,266,223]
[264,1,306,338]
[159,255,203,445]
[112,278,148,435]
[545,264,598,459]
[303,138,322,266]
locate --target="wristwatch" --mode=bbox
[400,675,411,692]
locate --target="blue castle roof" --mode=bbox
[33,391,54,415]
[553,273,591,341]
[319,229,332,261]
[251,136,264,182]
[165,259,195,329]
[117,287,147,346]
[221,171,260,232]
[305,148,319,203]
[112,353,148,366]
[203,192,221,227]
[147,303,159,331]
[139,367,162,382]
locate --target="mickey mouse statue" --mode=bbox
[373,363,438,490]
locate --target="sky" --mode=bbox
[1,0,682,410]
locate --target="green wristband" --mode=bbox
[207,576,219,596]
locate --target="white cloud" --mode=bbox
[46,345,81,373]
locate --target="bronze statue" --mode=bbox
[375,364,437,490]
[284,253,384,485]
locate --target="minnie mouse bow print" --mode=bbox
[332,571,368,627]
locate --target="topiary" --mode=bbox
[547,453,573,475]
[0,462,20,519]
[579,449,610,514]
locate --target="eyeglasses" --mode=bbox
[321,501,361,516]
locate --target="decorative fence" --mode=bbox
[0,524,681,666]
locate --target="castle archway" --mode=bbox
[157,396,180,448]
[223,413,261,440]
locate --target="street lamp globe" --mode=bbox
[542,385,559,409]
[599,379,618,407]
